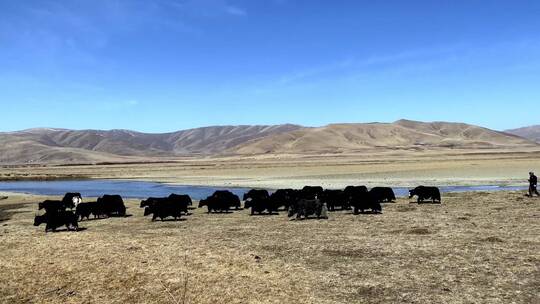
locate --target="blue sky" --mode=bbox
[1,0,539,132]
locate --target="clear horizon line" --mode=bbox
[0,119,536,134]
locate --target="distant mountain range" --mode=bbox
[0,124,301,164]
[505,125,540,143]
[0,120,537,164]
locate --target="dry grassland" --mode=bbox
[0,191,538,303]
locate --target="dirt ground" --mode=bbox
[0,191,538,304]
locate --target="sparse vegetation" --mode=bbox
[0,191,538,303]
[2,150,540,189]
[407,227,432,235]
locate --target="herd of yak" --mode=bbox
[33,185,442,232]
[33,193,126,232]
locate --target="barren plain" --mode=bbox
[0,191,538,304]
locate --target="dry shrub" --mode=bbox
[396,205,416,212]
[322,248,373,258]
[482,236,504,243]
[407,227,431,235]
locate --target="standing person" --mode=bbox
[528,172,539,197]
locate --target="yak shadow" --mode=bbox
[288,216,329,221]
[409,201,442,204]
[43,227,88,233]
[108,214,133,218]
[349,211,382,215]
[78,217,108,222]
[249,212,280,216]
[207,211,234,214]
[150,218,187,222]
[327,208,352,212]
[79,214,133,222]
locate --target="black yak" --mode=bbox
[97,194,126,216]
[198,191,241,213]
[269,189,295,211]
[320,189,349,211]
[168,194,192,211]
[140,194,191,215]
[34,211,78,232]
[75,202,94,221]
[143,203,183,221]
[300,186,324,199]
[38,200,71,213]
[409,186,441,203]
[348,188,382,214]
[369,187,396,203]
[287,198,328,220]
[62,192,82,208]
[198,196,233,213]
[213,190,241,209]
[243,189,275,215]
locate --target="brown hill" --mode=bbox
[505,125,540,143]
[0,125,302,164]
[229,120,536,154]
[0,121,536,164]
[0,133,130,164]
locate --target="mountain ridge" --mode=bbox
[0,121,537,164]
[505,125,540,143]
[229,120,536,155]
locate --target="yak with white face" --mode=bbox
[62,193,82,208]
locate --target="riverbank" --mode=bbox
[0,179,529,200]
[1,150,540,189]
[0,191,538,303]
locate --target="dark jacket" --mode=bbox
[529,175,537,186]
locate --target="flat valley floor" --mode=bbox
[3,149,540,188]
[0,191,538,304]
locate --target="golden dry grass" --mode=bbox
[0,191,538,303]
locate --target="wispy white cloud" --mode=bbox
[225,5,246,16]
[0,0,214,76]
[278,59,354,84]
[2,0,247,60]
[95,99,140,111]
[276,45,466,85]
[125,100,139,106]
[162,0,247,18]
[245,39,540,96]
